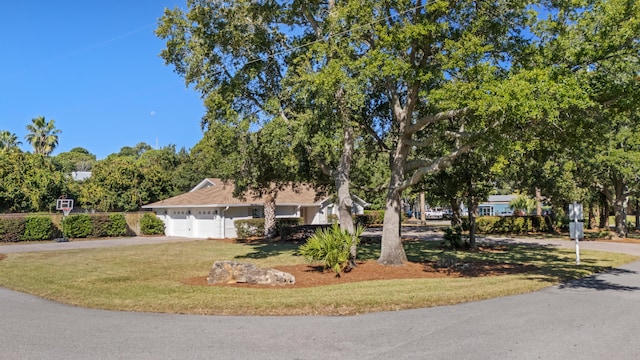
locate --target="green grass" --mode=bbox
[0,239,636,315]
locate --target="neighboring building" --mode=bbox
[142,178,369,239]
[477,195,517,216]
[71,171,91,181]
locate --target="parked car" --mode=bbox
[425,209,444,219]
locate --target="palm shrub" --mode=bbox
[510,195,536,215]
[298,224,364,277]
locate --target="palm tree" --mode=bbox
[0,130,21,151]
[25,116,61,156]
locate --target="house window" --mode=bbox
[479,206,492,216]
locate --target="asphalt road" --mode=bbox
[1,235,640,359]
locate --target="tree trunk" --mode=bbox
[449,199,462,227]
[378,135,410,265]
[535,188,542,216]
[468,205,477,250]
[379,186,408,265]
[636,200,639,231]
[334,87,357,269]
[467,177,477,250]
[420,192,426,224]
[588,202,597,230]
[613,177,627,238]
[599,191,610,229]
[263,194,277,239]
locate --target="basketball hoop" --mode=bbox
[56,197,74,217]
[55,196,74,243]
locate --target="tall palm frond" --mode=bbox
[25,116,61,156]
[0,130,21,151]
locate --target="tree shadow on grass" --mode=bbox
[233,240,300,260]
[357,238,623,285]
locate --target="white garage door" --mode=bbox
[192,210,220,238]
[169,210,192,237]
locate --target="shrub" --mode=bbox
[63,214,93,238]
[90,214,110,238]
[512,217,526,233]
[23,216,54,241]
[531,216,543,232]
[468,215,552,234]
[140,213,165,235]
[475,216,499,233]
[0,217,26,242]
[106,213,127,237]
[442,225,463,249]
[354,210,385,227]
[281,224,332,241]
[298,224,363,276]
[234,218,265,239]
[275,217,304,235]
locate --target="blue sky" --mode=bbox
[0,1,205,159]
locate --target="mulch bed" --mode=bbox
[183,259,538,289]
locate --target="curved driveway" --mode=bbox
[2,235,640,359]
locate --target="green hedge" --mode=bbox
[463,215,552,234]
[107,213,127,237]
[354,210,385,227]
[276,217,304,232]
[234,218,304,239]
[0,213,139,241]
[23,216,54,241]
[0,217,26,242]
[63,214,93,238]
[85,213,128,238]
[90,214,110,237]
[140,213,165,235]
[235,218,265,239]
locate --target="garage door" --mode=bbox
[169,210,192,237]
[192,210,220,238]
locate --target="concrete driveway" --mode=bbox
[1,235,640,359]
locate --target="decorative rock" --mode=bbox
[207,261,295,285]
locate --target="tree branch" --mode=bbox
[397,143,473,191]
[407,108,468,135]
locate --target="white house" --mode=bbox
[141,178,369,239]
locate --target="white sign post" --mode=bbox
[569,202,583,265]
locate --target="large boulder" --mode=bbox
[207,261,295,286]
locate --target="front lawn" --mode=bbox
[0,239,635,315]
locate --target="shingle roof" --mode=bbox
[142,178,329,208]
[486,195,517,203]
